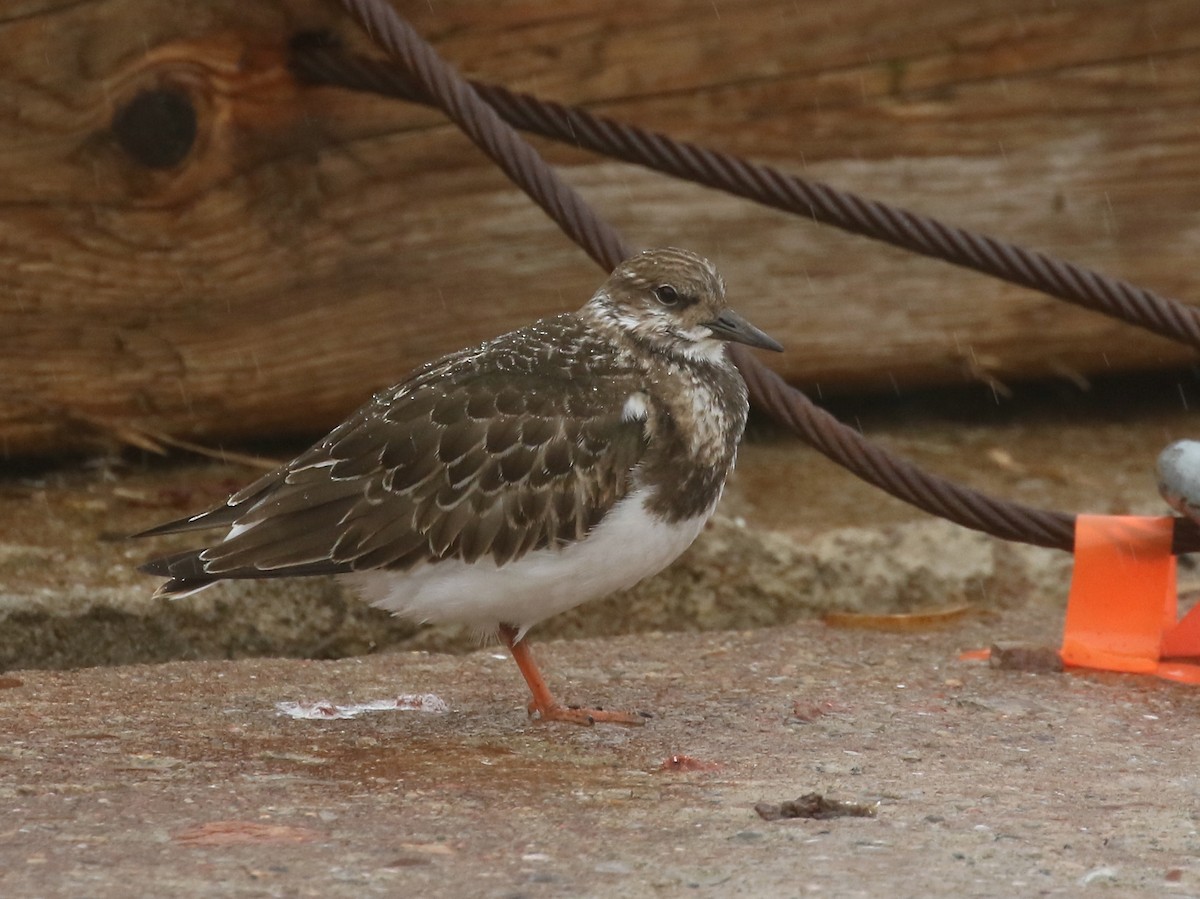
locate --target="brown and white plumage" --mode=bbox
[139,322,649,587]
[137,247,781,725]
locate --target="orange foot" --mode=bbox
[499,624,652,728]
[526,699,649,727]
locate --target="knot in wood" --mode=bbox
[112,87,197,170]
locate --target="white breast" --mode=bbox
[346,486,714,639]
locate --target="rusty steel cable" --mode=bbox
[330,1,1200,554]
[326,5,626,272]
[728,342,1078,549]
[291,43,1200,353]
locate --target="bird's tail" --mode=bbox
[138,550,218,598]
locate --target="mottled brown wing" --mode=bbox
[148,364,649,584]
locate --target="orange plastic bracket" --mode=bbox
[1061,515,1200,684]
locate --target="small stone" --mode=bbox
[989,642,1063,673]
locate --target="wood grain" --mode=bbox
[2,0,1199,457]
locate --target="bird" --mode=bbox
[1158,440,1200,523]
[136,247,783,726]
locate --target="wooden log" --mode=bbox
[3,0,1199,458]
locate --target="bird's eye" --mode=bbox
[653,284,679,306]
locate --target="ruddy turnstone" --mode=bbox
[137,247,782,726]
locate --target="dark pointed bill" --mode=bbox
[704,309,784,352]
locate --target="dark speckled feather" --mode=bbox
[139,317,650,591]
[136,247,782,608]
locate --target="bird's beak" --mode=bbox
[704,309,784,352]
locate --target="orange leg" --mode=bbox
[498,624,647,727]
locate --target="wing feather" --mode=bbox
[138,328,650,590]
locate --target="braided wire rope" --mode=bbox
[292,45,1200,351]
[330,5,626,271]
[330,2,1200,554]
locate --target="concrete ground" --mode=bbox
[3,373,1200,897]
[4,619,1200,898]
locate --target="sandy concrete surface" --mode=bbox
[3,614,1199,898]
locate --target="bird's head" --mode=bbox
[586,247,783,363]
